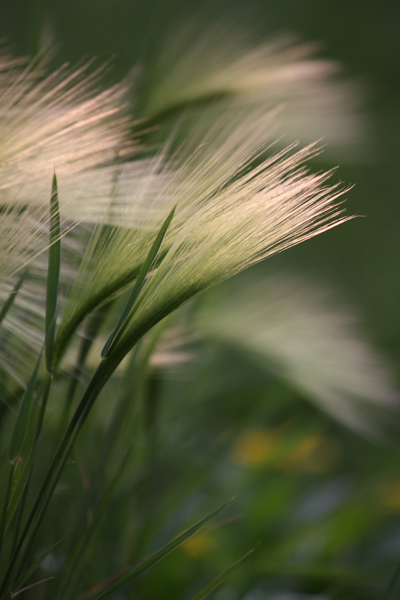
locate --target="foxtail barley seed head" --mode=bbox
[107,138,351,361]
[197,271,398,435]
[144,25,363,154]
[0,48,133,283]
[55,108,350,365]
[0,45,354,374]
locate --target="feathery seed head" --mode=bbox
[197,271,398,435]
[54,108,276,361]
[144,25,363,154]
[108,140,351,361]
[0,54,131,192]
[0,48,133,283]
[0,47,354,370]
[55,107,351,366]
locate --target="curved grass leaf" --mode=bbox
[58,447,134,599]
[190,547,257,600]
[5,446,37,534]
[45,173,60,373]
[0,270,27,327]
[5,374,50,536]
[65,305,110,411]
[0,465,15,564]
[4,540,61,600]
[10,577,54,599]
[1,356,121,594]
[92,499,233,600]
[7,351,43,464]
[101,205,176,358]
[381,562,400,600]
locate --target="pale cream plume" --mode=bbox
[55,108,277,360]
[0,49,133,283]
[112,140,350,358]
[144,25,363,154]
[197,271,398,434]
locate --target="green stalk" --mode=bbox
[0,270,27,327]
[52,245,169,369]
[5,375,51,537]
[102,207,175,358]
[9,376,51,559]
[61,305,110,429]
[189,547,256,600]
[56,345,142,598]
[52,266,141,368]
[58,448,133,600]
[1,209,177,593]
[34,374,52,441]
[45,173,61,374]
[0,465,15,566]
[7,352,43,465]
[10,475,29,561]
[0,354,119,595]
[92,500,233,600]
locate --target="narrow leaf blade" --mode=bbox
[7,351,43,464]
[45,172,61,372]
[0,270,27,327]
[11,577,54,598]
[101,206,176,358]
[189,547,257,600]
[8,540,61,597]
[0,465,15,563]
[381,561,400,600]
[93,498,233,600]
[6,420,43,532]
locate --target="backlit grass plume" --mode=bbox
[197,271,398,434]
[143,24,363,153]
[0,50,131,189]
[53,110,349,367]
[102,143,350,366]
[0,234,83,392]
[52,109,273,362]
[0,48,132,283]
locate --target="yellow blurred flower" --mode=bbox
[378,480,400,513]
[182,532,215,558]
[232,429,279,467]
[277,434,336,472]
[232,428,336,473]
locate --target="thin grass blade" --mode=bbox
[189,547,257,600]
[0,465,15,564]
[381,561,400,600]
[92,498,233,600]
[5,456,27,534]
[0,270,27,327]
[1,358,120,594]
[66,306,110,410]
[5,540,61,599]
[101,206,176,358]
[45,173,61,372]
[6,406,44,534]
[7,351,43,464]
[10,577,54,598]
[58,446,134,599]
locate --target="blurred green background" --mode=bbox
[1,1,400,599]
